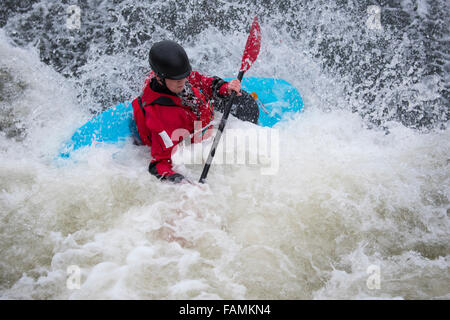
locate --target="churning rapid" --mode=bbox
[0,0,449,299]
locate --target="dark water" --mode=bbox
[1,0,448,131]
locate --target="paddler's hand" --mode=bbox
[227,79,242,96]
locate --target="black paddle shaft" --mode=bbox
[199,70,245,183]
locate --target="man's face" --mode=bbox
[164,77,187,94]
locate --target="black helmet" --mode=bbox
[149,40,192,80]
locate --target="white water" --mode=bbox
[1,13,449,299]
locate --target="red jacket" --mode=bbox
[132,71,229,176]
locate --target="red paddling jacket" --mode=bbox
[131,71,229,175]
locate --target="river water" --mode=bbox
[0,0,448,299]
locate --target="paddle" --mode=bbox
[199,16,261,183]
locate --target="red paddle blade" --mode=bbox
[240,16,261,73]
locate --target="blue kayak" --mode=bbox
[58,77,303,158]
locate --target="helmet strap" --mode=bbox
[156,76,169,90]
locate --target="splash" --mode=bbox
[0,0,449,300]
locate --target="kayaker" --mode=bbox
[131,40,242,183]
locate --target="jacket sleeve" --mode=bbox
[187,71,229,101]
